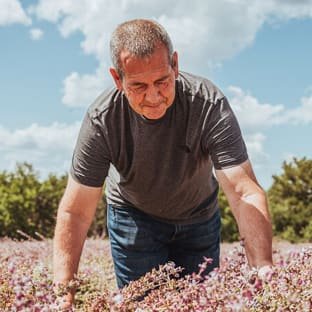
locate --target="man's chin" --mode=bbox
[142,106,167,120]
[143,110,166,120]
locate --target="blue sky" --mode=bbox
[1,0,312,189]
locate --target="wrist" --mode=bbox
[257,264,274,280]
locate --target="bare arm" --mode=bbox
[53,174,103,299]
[215,160,273,268]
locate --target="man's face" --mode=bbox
[110,45,179,120]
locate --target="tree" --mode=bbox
[0,162,108,239]
[88,189,108,238]
[0,163,41,238]
[0,163,68,238]
[218,188,239,242]
[0,163,67,238]
[34,173,67,237]
[268,157,312,242]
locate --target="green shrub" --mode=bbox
[268,157,312,242]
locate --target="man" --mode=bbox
[53,19,273,306]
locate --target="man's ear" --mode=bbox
[171,51,179,78]
[109,67,123,91]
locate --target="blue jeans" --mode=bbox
[107,204,221,288]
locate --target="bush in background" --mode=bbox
[0,162,107,239]
[0,158,311,242]
[218,188,239,242]
[268,157,312,242]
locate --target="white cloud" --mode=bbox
[281,94,312,124]
[4,0,308,187]
[27,0,312,108]
[228,86,285,131]
[227,93,272,181]
[62,65,111,107]
[30,28,44,40]
[227,86,312,181]
[268,0,312,20]
[0,122,80,178]
[228,86,312,129]
[244,132,269,166]
[26,0,312,108]
[0,0,31,26]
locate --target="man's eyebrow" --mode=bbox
[155,74,170,82]
[128,81,146,87]
[128,74,171,86]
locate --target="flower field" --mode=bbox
[0,238,311,311]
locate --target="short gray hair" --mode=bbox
[110,19,174,77]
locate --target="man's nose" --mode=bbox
[144,85,163,103]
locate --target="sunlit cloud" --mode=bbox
[0,122,80,178]
[0,0,31,26]
[27,0,312,108]
[29,28,44,40]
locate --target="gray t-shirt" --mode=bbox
[70,71,248,224]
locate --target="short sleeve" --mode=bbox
[70,112,111,187]
[203,96,248,169]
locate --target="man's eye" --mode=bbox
[157,81,169,88]
[133,85,146,92]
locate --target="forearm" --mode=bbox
[233,191,273,267]
[53,210,91,284]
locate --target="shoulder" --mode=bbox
[176,71,225,104]
[87,86,123,120]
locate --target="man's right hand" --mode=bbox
[53,280,76,310]
[57,292,74,311]
[53,175,103,310]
